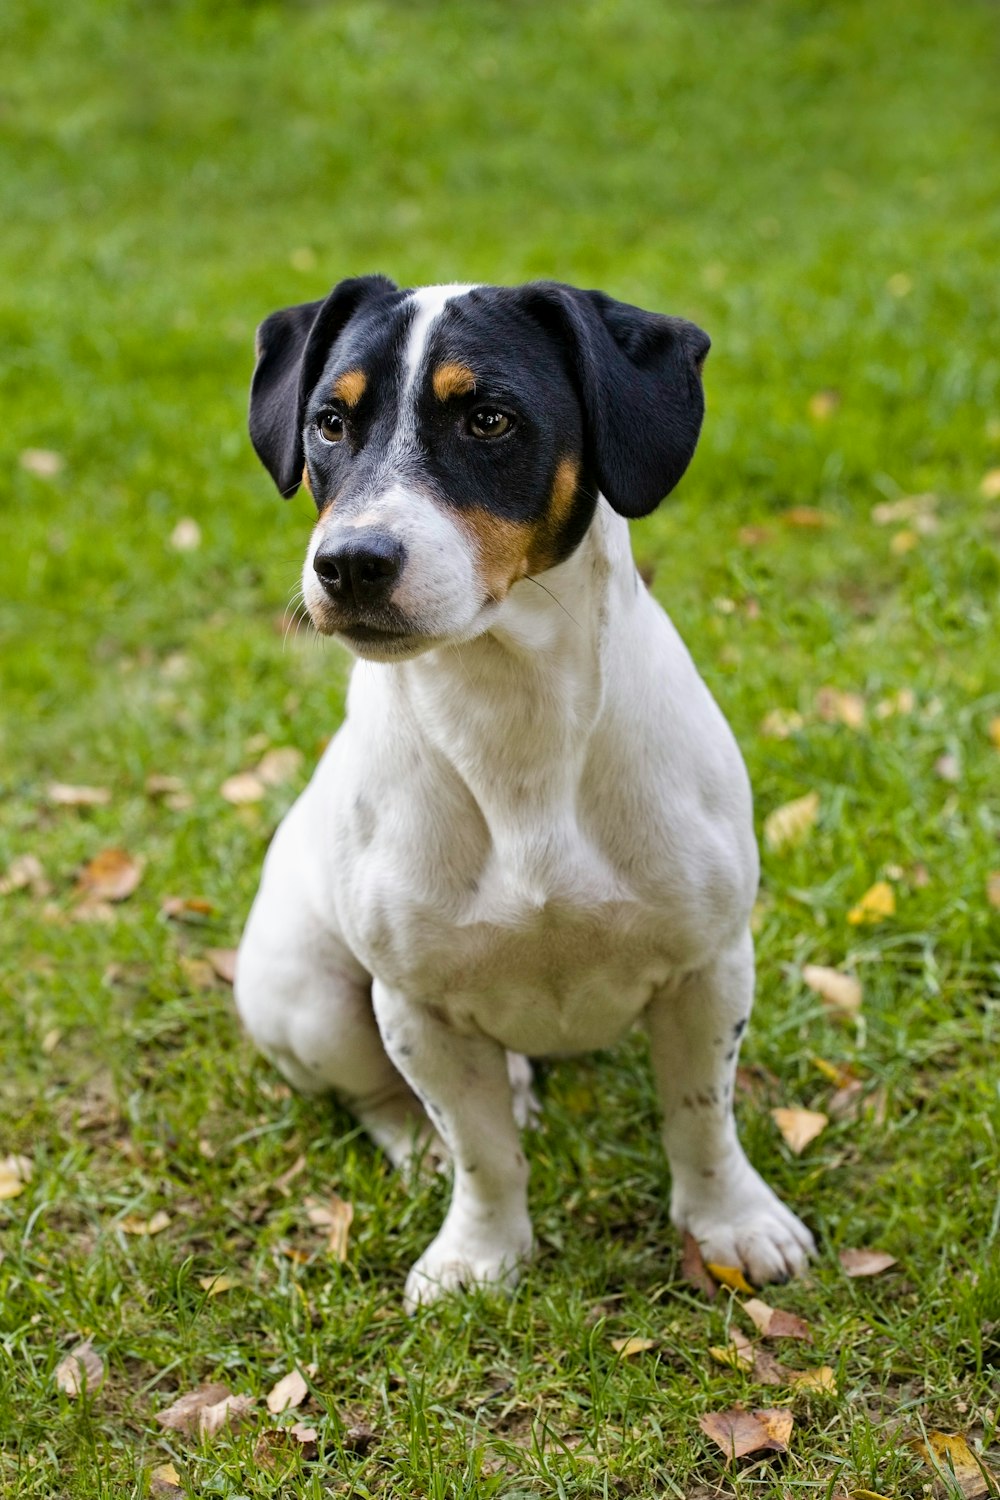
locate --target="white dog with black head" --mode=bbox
[235,276,814,1310]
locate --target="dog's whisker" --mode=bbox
[524,574,581,630]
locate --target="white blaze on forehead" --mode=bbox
[402,284,478,397]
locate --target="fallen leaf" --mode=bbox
[934,752,961,783]
[179,957,217,991]
[771,1108,828,1154]
[742,1298,812,1342]
[0,1155,33,1200]
[827,1079,866,1121]
[150,1461,184,1495]
[706,1263,755,1295]
[760,708,804,739]
[979,469,1000,500]
[170,518,201,551]
[291,1421,320,1455]
[988,717,1000,750]
[807,390,840,421]
[749,1346,790,1385]
[343,1422,378,1454]
[55,1338,105,1397]
[41,1027,62,1054]
[850,1491,893,1500]
[782,506,832,529]
[266,1367,310,1413]
[838,1248,897,1277]
[738,524,773,546]
[0,854,51,897]
[145,773,186,798]
[811,1056,858,1089]
[802,964,862,1015]
[20,447,65,477]
[911,1430,997,1498]
[221,772,266,804]
[76,848,143,902]
[119,1210,170,1236]
[709,1329,754,1371]
[847,881,896,926]
[871,493,937,526]
[681,1230,718,1299]
[890,529,919,555]
[198,1274,237,1296]
[256,747,304,786]
[787,1365,837,1394]
[987,873,1000,910]
[815,687,865,729]
[205,947,238,984]
[161,895,216,921]
[47,783,111,807]
[306,1195,354,1260]
[875,687,916,719]
[272,1154,307,1195]
[764,791,820,852]
[699,1405,794,1458]
[155,1383,255,1439]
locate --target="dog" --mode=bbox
[235,275,814,1310]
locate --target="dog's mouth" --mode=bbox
[333,620,434,662]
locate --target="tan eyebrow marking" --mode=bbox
[432,361,477,401]
[332,369,367,407]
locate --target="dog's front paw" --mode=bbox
[672,1164,814,1284]
[403,1219,533,1313]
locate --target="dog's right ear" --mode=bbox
[249,274,398,497]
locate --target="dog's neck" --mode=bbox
[389,503,638,815]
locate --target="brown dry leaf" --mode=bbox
[811,1056,858,1090]
[119,1209,170,1236]
[272,1154,307,1196]
[787,1365,837,1394]
[699,1405,794,1458]
[815,687,866,730]
[179,957,217,991]
[706,1263,755,1295]
[254,1423,320,1470]
[750,1346,790,1385]
[306,1195,354,1261]
[912,1430,997,1498]
[76,848,143,902]
[156,1383,255,1439]
[198,1274,237,1296]
[290,1422,320,1456]
[162,895,216,921]
[256,747,304,786]
[979,468,1000,500]
[871,493,937,526]
[266,1367,310,1413]
[55,1338,105,1397]
[771,1107,828,1155]
[782,506,832,529]
[709,1329,754,1372]
[838,1248,897,1277]
[802,964,862,1015]
[221,771,266,804]
[0,1154,33,1200]
[20,447,65,477]
[48,782,111,807]
[847,881,895,926]
[205,947,238,984]
[764,791,820,852]
[742,1298,812,1342]
[986,873,1000,910]
[0,854,51,898]
[149,1462,184,1495]
[681,1230,718,1299]
[145,773,186,797]
[343,1422,378,1454]
[759,708,804,740]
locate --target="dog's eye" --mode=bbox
[467,408,513,440]
[317,412,345,444]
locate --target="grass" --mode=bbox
[1,0,999,1494]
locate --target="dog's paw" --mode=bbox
[403,1221,533,1313]
[672,1167,814,1284]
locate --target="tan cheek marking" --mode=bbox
[432,362,477,401]
[332,369,367,407]
[458,510,533,602]
[301,465,312,496]
[525,455,581,574]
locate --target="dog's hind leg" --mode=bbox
[234,802,439,1170]
[646,930,814,1284]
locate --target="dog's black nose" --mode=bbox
[313,534,405,606]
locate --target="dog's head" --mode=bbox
[249,276,709,661]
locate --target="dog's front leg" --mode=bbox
[371,981,533,1312]
[646,932,814,1284]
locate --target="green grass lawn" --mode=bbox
[2,0,999,1494]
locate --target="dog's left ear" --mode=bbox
[249,274,398,497]
[520,283,710,518]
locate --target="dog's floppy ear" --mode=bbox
[249,274,398,497]
[520,283,710,518]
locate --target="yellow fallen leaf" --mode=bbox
[764,791,820,852]
[890,528,919,554]
[771,1108,828,1154]
[850,1491,893,1500]
[989,717,1000,750]
[815,687,865,729]
[847,881,895,926]
[0,1154,32,1200]
[810,1056,857,1089]
[76,848,143,902]
[150,1461,183,1495]
[787,1365,837,1394]
[611,1336,657,1358]
[706,1263,755,1295]
[221,772,266,804]
[120,1210,170,1236]
[199,1274,237,1296]
[709,1335,754,1372]
[741,1298,812,1342]
[980,468,1000,500]
[807,390,840,421]
[782,506,832,528]
[911,1430,997,1498]
[802,964,862,1014]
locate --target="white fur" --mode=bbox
[237,293,814,1307]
